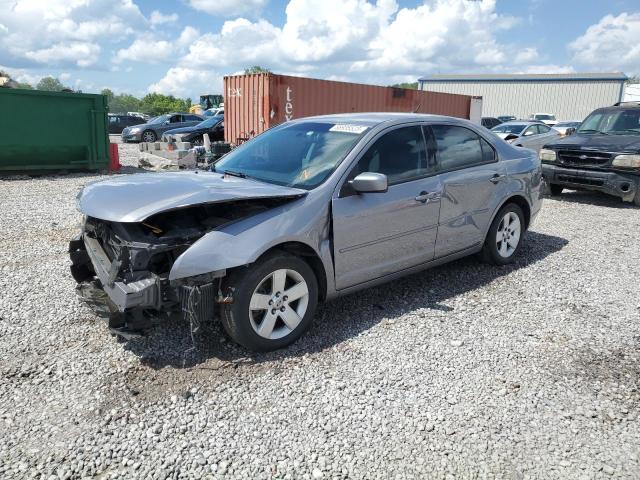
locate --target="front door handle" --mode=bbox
[415,191,440,203]
[489,174,507,184]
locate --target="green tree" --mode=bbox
[139,92,189,116]
[390,82,418,89]
[36,76,67,91]
[110,94,141,114]
[101,88,115,104]
[244,65,271,74]
[14,82,33,90]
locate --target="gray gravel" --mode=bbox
[1,143,640,479]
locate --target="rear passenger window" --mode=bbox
[350,126,433,185]
[430,125,494,171]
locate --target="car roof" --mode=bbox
[293,112,470,127]
[498,121,539,126]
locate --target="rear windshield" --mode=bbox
[214,122,367,189]
[492,124,526,134]
[578,109,640,135]
[534,114,555,120]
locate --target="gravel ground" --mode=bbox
[1,142,640,479]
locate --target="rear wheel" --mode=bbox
[220,252,318,351]
[482,203,525,265]
[142,130,156,143]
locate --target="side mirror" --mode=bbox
[504,133,519,141]
[523,130,534,136]
[565,127,576,136]
[350,172,388,193]
[163,120,170,125]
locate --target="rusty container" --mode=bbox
[224,73,475,145]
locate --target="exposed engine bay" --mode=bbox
[70,197,298,336]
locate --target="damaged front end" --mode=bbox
[69,199,287,337]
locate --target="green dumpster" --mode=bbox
[0,88,110,173]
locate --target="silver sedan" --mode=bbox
[71,113,543,351]
[492,121,561,152]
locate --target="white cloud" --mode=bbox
[148,67,222,97]
[114,36,174,64]
[25,42,101,67]
[150,10,179,25]
[0,0,145,67]
[177,26,200,48]
[0,23,8,35]
[187,0,266,17]
[150,0,568,98]
[569,12,640,75]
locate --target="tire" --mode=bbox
[547,183,564,196]
[141,130,156,143]
[220,252,319,351]
[481,203,525,265]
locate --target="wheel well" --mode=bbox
[501,195,531,229]
[259,242,328,302]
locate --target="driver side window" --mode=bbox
[349,126,433,187]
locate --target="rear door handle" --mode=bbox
[415,191,440,203]
[489,174,507,184]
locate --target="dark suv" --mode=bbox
[540,102,640,206]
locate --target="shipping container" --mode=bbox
[0,88,109,173]
[224,73,479,145]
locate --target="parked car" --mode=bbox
[481,117,502,129]
[121,113,204,143]
[70,113,543,351]
[528,113,558,126]
[552,121,581,137]
[162,115,224,145]
[204,107,224,117]
[492,121,561,153]
[497,115,516,123]
[108,114,145,134]
[540,102,640,205]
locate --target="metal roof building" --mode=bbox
[418,73,628,121]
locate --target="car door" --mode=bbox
[332,125,442,290]
[536,124,559,148]
[431,124,508,257]
[184,114,203,127]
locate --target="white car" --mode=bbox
[528,113,558,126]
[552,121,581,136]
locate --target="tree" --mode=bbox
[101,88,115,104]
[15,82,33,90]
[390,82,418,90]
[110,94,141,114]
[36,76,66,92]
[138,93,189,116]
[244,66,271,74]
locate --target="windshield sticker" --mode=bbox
[329,124,368,134]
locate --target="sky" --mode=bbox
[0,0,639,101]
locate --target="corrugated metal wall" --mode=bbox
[419,80,623,121]
[225,74,473,145]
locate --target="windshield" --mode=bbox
[577,109,640,135]
[214,122,367,189]
[555,122,579,128]
[534,114,555,121]
[492,124,526,134]
[197,116,222,128]
[147,115,167,125]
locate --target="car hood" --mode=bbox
[78,172,307,222]
[544,133,640,152]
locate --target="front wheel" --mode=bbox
[482,203,525,265]
[220,252,318,351]
[141,130,156,143]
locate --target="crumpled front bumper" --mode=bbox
[542,164,639,202]
[69,234,166,312]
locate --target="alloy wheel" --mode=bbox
[248,269,309,340]
[142,131,155,142]
[496,211,521,258]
